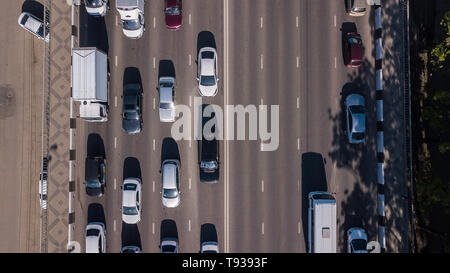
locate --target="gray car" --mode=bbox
[122,83,143,134]
[158,76,176,122]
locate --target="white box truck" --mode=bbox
[116,0,145,39]
[72,47,109,122]
[308,191,337,253]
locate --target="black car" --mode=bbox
[122,83,143,134]
[199,134,219,183]
[84,156,106,197]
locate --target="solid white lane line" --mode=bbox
[153,97,156,110]
[261,180,264,192]
[260,17,263,28]
[114,220,116,232]
[152,181,155,193]
[114,178,117,190]
[153,57,156,69]
[153,139,155,151]
[153,16,156,28]
[296,16,299,28]
[115,55,117,67]
[189,13,191,25]
[298,221,301,234]
[115,96,117,107]
[188,220,191,232]
[189,54,192,66]
[297,97,300,109]
[189,178,191,190]
[224,0,230,253]
[262,222,265,235]
[152,222,155,234]
[114,137,117,149]
[297,56,299,68]
[334,15,336,27]
[297,138,300,150]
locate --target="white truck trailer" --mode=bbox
[72,47,109,122]
[116,0,145,39]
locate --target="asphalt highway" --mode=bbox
[73,0,406,253]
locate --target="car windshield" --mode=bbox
[37,25,45,38]
[160,102,174,110]
[123,206,138,215]
[201,76,216,86]
[348,37,361,44]
[165,7,180,15]
[202,51,214,59]
[86,229,100,237]
[85,0,103,8]
[351,239,367,251]
[124,111,138,120]
[86,180,100,188]
[201,161,218,171]
[350,105,365,114]
[162,245,176,252]
[353,132,365,140]
[123,183,137,191]
[160,81,173,87]
[202,250,217,253]
[20,14,29,25]
[163,188,178,198]
[122,19,141,30]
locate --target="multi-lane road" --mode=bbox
[72,0,408,253]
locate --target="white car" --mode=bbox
[197,47,219,97]
[39,171,48,210]
[17,12,49,43]
[200,241,219,253]
[160,237,178,253]
[161,159,181,208]
[345,94,366,144]
[85,222,106,253]
[347,227,368,253]
[158,77,176,122]
[121,178,142,224]
[84,0,108,16]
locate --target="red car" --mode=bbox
[344,32,363,68]
[165,0,182,30]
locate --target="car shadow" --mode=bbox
[121,223,142,250]
[197,31,216,56]
[123,157,142,181]
[200,223,218,244]
[301,152,328,247]
[123,67,142,86]
[87,203,106,225]
[160,219,178,241]
[161,137,180,164]
[86,133,106,158]
[79,2,109,54]
[21,0,45,21]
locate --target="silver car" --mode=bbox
[158,76,176,122]
[85,222,106,253]
[121,178,142,224]
[17,12,49,43]
[197,47,219,97]
[345,93,366,144]
[161,159,181,208]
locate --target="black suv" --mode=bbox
[84,156,106,197]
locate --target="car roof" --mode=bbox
[20,12,42,33]
[85,158,99,181]
[163,162,177,189]
[201,59,215,76]
[351,44,363,61]
[160,86,173,103]
[122,181,138,206]
[85,236,99,253]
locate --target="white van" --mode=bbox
[308,191,337,253]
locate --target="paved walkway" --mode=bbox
[46,0,72,253]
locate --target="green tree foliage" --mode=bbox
[430,11,450,69]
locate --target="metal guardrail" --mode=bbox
[40,0,51,253]
[402,0,416,253]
